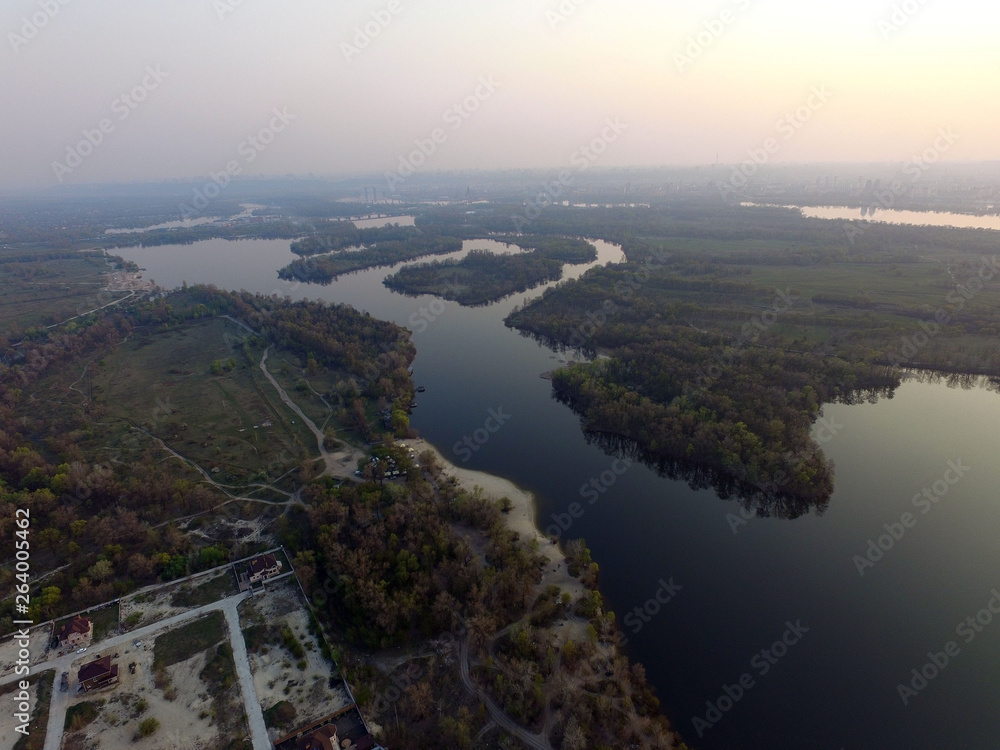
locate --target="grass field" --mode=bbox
[0,250,112,332]
[95,317,314,490]
[170,570,237,609]
[265,350,337,431]
[63,699,101,732]
[748,261,953,307]
[152,611,226,669]
[86,602,119,642]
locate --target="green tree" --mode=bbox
[88,559,114,582]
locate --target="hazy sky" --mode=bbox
[2,0,998,188]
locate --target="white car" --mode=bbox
[76,647,87,654]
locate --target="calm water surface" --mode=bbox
[747,203,1000,232]
[116,236,1000,750]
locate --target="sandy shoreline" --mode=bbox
[402,438,576,579]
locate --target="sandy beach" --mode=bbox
[402,438,585,597]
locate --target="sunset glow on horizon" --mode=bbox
[1,0,997,188]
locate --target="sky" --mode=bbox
[1,0,998,189]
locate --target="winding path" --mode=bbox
[459,637,552,750]
[258,346,364,480]
[259,347,331,471]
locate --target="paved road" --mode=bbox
[221,597,270,750]
[1,591,269,750]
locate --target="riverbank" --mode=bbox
[399,437,686,748]
[402,438,587,607]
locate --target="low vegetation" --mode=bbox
[64,700,102,732]
[152,611,225,669]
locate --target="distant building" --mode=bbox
[78,655,119,692]
[56,616,93,649]
[248,553,282,583]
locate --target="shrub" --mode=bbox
[135,717,160,740]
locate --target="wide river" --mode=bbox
[747,202,1000,232]
[115,224,1000,750]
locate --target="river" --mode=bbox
[114,230,1000,750]
[746,203,1000,232]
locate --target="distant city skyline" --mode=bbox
[2,0,998,189]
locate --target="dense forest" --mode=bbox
[288,222,416,256]
[278,228,464,283]
[286,450,681,748]
[383,237,597,306]
[494,200,1000,510]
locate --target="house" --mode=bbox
[296,725,339,750]
[248,553,282,583]
[78,655,119,692]
[56,616,93,649]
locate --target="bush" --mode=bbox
[281,627,306,659]
[64,701,101,732]
[263,700,297,729]
[135,717,159,740]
